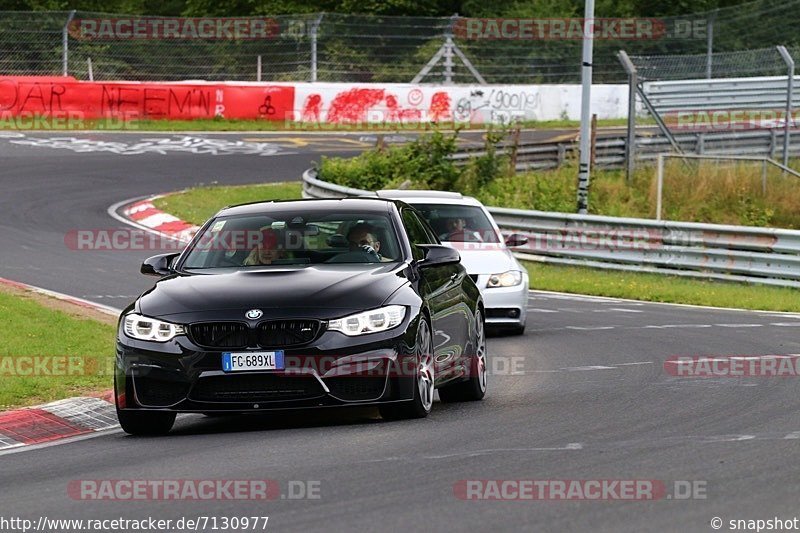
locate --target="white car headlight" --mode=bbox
[328,305,406,336]
[486,270,523,288]
[123,313,185,342]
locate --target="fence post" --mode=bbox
[87,57,93,81]
[62,10,76,76]
[706,10,717,79]
[257,55,262,82]
[310,13,324,82]
[443,38,454,84]
[576,0,595,214]
[617,51,637,184]
[777,45,794,168]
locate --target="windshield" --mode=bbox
[410,204,501,243]
[180,210,402,270]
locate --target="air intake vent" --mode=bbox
[188,322,249,349]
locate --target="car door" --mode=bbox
[401,208,466,377]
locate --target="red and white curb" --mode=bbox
[0,277,121,449]
[120,196,199,243]
[0,395,118,451]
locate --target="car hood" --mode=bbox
[441,242,520,275]
[138,263,409,319]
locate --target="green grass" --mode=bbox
[153,182,302,224]
[0,292,116,409]
[481,159,800,228]
[525,261,800,312]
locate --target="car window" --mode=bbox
[410,204,501,243]
[181,210,401,269]
[401,208,436,260]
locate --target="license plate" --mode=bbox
[222,351,284,372]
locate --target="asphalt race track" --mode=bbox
[2,131,800,532]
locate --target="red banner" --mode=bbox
[0,77,293,121]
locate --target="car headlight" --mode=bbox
[123,313,185,342]
[328,305,406,336]
[486,270,523,288]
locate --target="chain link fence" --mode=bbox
[1,0,799,83]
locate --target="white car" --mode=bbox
[376,190,529,335]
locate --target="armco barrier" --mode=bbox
[302,168,800,288]
[643,76,800,114]
[453,129,800,172]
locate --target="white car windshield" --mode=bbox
[411,204,501,243]
[181,210,402,269]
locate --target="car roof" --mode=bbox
[376,190,484,207]
[375,189,463,200]
[217,197,401,217]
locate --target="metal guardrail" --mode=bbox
[454,128,800,172]
[644,76,800,113]
[302,168,800,288]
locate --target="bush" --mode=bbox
[320,128,511,192]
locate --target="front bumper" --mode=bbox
[472,274,528,327]
[115,319,420,413]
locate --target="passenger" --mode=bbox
[243,227,285,266]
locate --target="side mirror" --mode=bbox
[141,253,180,276]
[505,233,529,247]
[417,244,461,267]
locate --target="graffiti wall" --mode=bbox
[293,83,630,124]
[0,77,294,121]
[0,77,629,123]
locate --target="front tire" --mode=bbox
[379,316,434,421]
[439,309,487,402]
[117,407,176,435]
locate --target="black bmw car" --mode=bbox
[115,198,487,435]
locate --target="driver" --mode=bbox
[327,223,392,262]
[440,217,484,243]
[347,224,383,256]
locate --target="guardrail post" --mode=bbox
[762,159,768,195]
[696,133,704,155]
[618,50,637,184]
[770,129,778,159]
[509,127,521,170]
[778,45,795,168]
[656,154,664,221]
[62,10,76,76]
